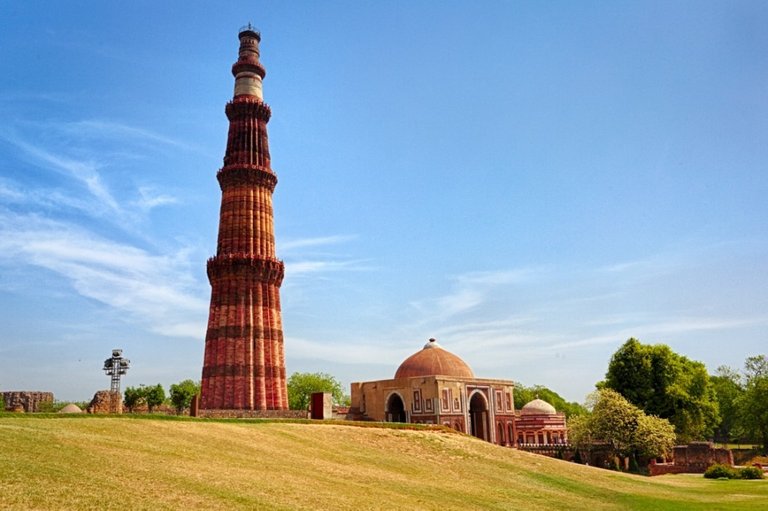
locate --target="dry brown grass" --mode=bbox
[1,416,766,510]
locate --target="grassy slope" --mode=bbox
[0,416,766,511]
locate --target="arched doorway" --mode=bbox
[386,393,406,423]
[469,392,489,441]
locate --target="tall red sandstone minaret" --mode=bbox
[200,26,288,411]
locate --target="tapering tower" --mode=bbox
[200,27,288,411]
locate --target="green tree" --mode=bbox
[604,338,719,442]
[634,413,676,459]
[573,389,676,468]
[169,380,200,414]
[588,389,640,460]
[123,386,145,413]
[567,413,596,460]
[144,384,166,413]
[287,372,345,411]
[744,355,768,379]
[513,383,586,417]
[736,355,768,452]
[710,365,745,443]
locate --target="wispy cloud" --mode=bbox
[0,121,187,235]
[409,267,542,320]
[4,133,120,213]
[132,186,178,212]
[61,120,203,154]
[0,212,207,338]
[279,234,356,252]
[279,234,373,282]
[287,336,403,366]
[286,259,372,276]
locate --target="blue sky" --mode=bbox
[1,2,766,403]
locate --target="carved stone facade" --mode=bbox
[2,391,54,412]
[200,28,288,412]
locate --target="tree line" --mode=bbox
[569,337,768,469]
[601,338,766,448]
[123,379,200,414]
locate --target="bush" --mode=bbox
[704,463,738,479]
[704,464,765,479]
[739,466,765,479]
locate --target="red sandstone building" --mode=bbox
[200,27,288,412]
[350,339,568,447]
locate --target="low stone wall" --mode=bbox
[517,444,574,461]
[198,409,308,419]
[649,442,734,476]
[2,391,54,412]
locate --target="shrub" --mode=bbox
[704,463,737,479]
[739,466,765,480]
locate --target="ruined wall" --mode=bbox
[2,391,54,412]
[649,442,734,476]
[87,391,122,414]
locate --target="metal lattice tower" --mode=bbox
[103,349,130,393]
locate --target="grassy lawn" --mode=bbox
[1,415,766,510]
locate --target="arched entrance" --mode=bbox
[386,393,407,423]
[469,392,489,441]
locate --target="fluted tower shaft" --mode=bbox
[200,28,288,411]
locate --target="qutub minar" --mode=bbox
[200,27,288,411]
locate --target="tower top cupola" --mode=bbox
[233,24,266,99]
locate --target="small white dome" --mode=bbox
[521,398,557,415]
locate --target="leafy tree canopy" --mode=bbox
[571,389,676,462]
[710,365,745,443]
[513,383,586,417]
[169,379,200,414]
[604,338,719,442]
[123,386,145,412]
[287,372,346,411]
[735,355,768,452]
[124,384,166,413]
[144,384,166,413]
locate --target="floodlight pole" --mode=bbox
[103,349,130,393]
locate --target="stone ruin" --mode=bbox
[649,441,734,476]
[2,391,54,412]
[87,390,123,414]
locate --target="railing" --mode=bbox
[239,23,260,37]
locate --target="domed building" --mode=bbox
[515,397,568,445]
[350,339,519,446]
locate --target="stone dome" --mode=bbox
[58,403,83,414]
[394,339,475,379]
[521,398,557,415]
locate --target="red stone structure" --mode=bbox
[200,27,288,412]
[515,398,569,446]
[350,339,519,445]
[2,391,54,412]
[649,442,734,476]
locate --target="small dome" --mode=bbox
[58,403,83,414]
[394,339,474,379]
[521,398,557,415]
